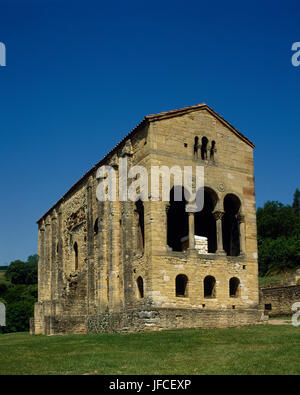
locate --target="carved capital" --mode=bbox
[108,154,119,169]
[213,210,224,221]
[120,140,133,157]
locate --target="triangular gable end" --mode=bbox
[145,104,255,149]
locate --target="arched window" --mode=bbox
[194,188,218,253]
[222,194,241,256]
[229,277,240,298]
[167,186,189,251]
[135,200,144,252]
[210,140,216,160]
[176,274,188,297]
[137,276,144,298]
[94,218,99,235]
[74,242,78,271]
[201,137,208,160]
[204,276,216,298]
[194,136,199,156]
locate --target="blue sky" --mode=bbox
[0,0,299,264]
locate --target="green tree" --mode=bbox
[257,200,300,276]
[5,256,38,285]
[293,188,300,218]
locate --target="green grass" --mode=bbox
[1,325,300,375]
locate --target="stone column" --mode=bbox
[186,205,197,252]
[237,212,246,256]
[44,216,51,300]
[120,142,135,310]
[87,176,95,314]
[213,210,225,254]
[188,212,195,250]
[165,203,170,251]
[51,210,57,301]
[108,154,122,312]
[38,221,45,301]
[98,198,109,313]
[57,207,63,299]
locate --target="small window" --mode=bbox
[229,277,240,298]
[94,218,99,235]
[201,137,208,160]
[204,275,216,298]
[137,276,144,298]
[176,274,188,297]
[194,136,199,156]
[74,242,78,270]
[265,304,272,311]
[210,140,216,160]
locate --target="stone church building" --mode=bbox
[31,103,262,335]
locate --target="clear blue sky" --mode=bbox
[0,0,299,264]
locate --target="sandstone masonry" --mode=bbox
[30,104,262,335]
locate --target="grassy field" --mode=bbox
[0,324,300,375]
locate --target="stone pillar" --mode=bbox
[57,207,63,299]
[44,216,51,300]
[165,203,170,251]
[213,210,225,254]
[51,210,57,301]
[87,177,95,314]
[237,212,246,255]
[188,212,195,250]
[186,205,197,252]
[38,221,45,301]
[98,198,109,313]
[108,154,122,312]
[120,141,135,309]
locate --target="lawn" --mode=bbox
[0,324,300,375]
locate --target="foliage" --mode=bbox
[257,194,300,276]
[293,188,300,218]
[5,255,38,285]
[0,256,38,334]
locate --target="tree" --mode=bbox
[257,200,300,276]
[5,256,38,285]
[293,188,300,218]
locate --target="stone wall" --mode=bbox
[87,308,263,333]
[32,104,260,335]
[259,285,300,316]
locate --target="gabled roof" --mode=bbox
[37,103,254,223]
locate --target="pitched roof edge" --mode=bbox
[37,103,255,224]
[37,117,149,224]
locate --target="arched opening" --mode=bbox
[222,194,241,256]
[204,275,216,298]
[229,277,240,298]
[167,186,189,251]
[73,242,79,271]
[194,136,199,156]
[137,276,144,298]
[201,137,208,160]
[135,200,144,252]
[194,188,218,253]
[176,274,188,297]
[94,218,99,235]
[210,140,216,160]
